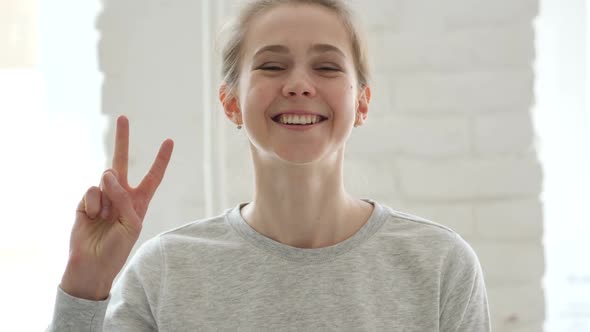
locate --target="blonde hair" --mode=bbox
[218,0,370,96]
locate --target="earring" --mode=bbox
[236,110,242,129]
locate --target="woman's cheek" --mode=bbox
[329,81,357,109]
[243,84,275,116]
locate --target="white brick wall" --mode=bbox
[396,155,542,199]
[100,0,544,330]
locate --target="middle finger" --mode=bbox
[112,115,130,185]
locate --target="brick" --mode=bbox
[372,196,405,211]
[474,111,535,155]
[347,113,470,158]
[346,116,397,155]
[445,0,538,28]
[394,0,447,32]
[343,158,398,197]
[350,0,403,31]
[374,24,534,72]
[390,114,470,157]
[469,241,545,284]
[97,0,205,75]
[474,199,543,239]
[367,73,395,116]
[396,155,542,200]
[487,284,545,328]
[393,70,533,112]
[102,69,206,117]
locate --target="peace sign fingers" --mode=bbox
[109,115,174,219]
[61,115,174,302]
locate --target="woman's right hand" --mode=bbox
[60,115,174,301]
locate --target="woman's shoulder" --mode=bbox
[370,201,482,275]
[377,202,458,239]
[130,207,235,263]
[153,206,234,244]
[374,201,474,257]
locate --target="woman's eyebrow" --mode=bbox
[253,44,345,58]
[309,44,346,58]
[253,45,289,57]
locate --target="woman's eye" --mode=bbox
[316,66,340,72]
[259,65,284,71]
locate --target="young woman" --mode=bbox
[49,0,491,330]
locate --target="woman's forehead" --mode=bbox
[242,4,352,58]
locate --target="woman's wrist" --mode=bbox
[60,263,113,301]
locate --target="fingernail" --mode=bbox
[100,207,110,220]
[105,172,115,184]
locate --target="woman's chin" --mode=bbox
[275,153,320,165]
[272,146,336,166]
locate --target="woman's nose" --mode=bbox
[282,70,316,98]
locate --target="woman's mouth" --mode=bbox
[271,114,328,131]
[271,114,328,125]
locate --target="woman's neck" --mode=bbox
[241,176,373,249]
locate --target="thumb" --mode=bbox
[102,171,140,230]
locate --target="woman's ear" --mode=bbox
[355,85,371,126]
[219,83,241,124]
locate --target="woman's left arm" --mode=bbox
[439,234,491,332]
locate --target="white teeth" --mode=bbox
[278,114,322,125]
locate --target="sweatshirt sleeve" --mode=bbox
[439,234,491,332]
[47,236,164,331]
[46,286,110,331]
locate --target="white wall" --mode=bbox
[99,0,544,330]
[535,0,589,331]
[0,0,105,330]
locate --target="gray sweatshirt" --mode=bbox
[48,198,491,331]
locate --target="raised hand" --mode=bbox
[60,115,174,300]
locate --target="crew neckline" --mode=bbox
[224,198,388,264]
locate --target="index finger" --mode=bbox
[112,115,130,184]
[136,138,174,202]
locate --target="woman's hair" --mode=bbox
[218,0,370,96]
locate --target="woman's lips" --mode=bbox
[274,110,327,118]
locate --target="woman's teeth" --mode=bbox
[276,114,323,125]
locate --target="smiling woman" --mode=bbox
[48,0,491,331]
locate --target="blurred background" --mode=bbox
[0,0,587,330]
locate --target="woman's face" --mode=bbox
[235,4,368,165]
